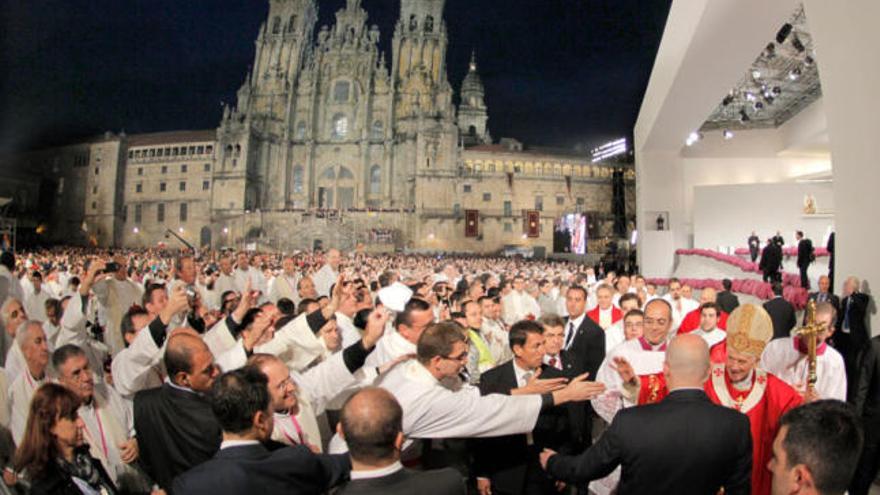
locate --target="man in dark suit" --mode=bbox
[764,283,797,340]
[561,286,606,449]
[836,276,872,400]
[335,387,464,495]
[773,231,785,248]
[827,231,836,290]
[796,231,814,290]
[717,279,740,315]
[135,332,222,491]
[851,335,880,495]
[760,239,782,283]
[539,334,752,495]
[807,275,840,320]
[173,367,351,495]
[748,231,761,263]
[474,321,577,495]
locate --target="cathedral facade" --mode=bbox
[3,0,633,254]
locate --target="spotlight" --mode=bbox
[771,86,782,96]
[753,101,764,111]
[791,35,805,53]
[427,233,435,240]
[804,55,814,66]
[133,227,140,234]
[178,227,184,233]
[723,129,734,140]
[745,92,757,102]
[776,23,793,44]
[685,131,703,147]
[222,227,229,234]
[788,68,802,80]
[739,108,750,123]
[751,69,762,80]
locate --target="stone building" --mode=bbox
[1,0,633,254]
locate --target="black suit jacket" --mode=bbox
[759,244,782,273]
[837,292,871,345]
[336,467,464,495]
[473,361,575,494]
[716,291,740,314]
[561,314,606,444]
[546,389,752,495]
[172,443,350,495]
[764,297,797,340]
[856,336,880,428]
[797,238,814,267]
[134,383,222,490]
[807,291,840,316]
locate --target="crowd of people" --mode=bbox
[0,245,873,495]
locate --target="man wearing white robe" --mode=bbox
[233,252,267,301]
[692,303,727,360]
[268,257,299,304]
[365,298,434,369]
[92,256,143,356]
[249,309,385,452]
[0,252,24,311]
[501,276,541,326]
[760,301,847,401]
[23,271,50,323]
[213,254,240,297]
[9,320,49,444]
[0,298,27,371]
[312,249,342,298]
[55,344,150,492]
[603,294,640,354]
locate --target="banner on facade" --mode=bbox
[465,210,479,238]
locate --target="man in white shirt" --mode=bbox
[0,298,27,368]
[313,249,342,298]
[480,296,512,365]
[92,255,143,356]
[760,301,847,401]
[611,275,632,308]
[365,298,434,369]
[23,271,51,323]
[335,283,365,349]
[604,293,640,353]
[662,278,698,333]
[9,320,49,443]
[269,256,299,304]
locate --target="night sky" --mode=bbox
[0,0,671,154]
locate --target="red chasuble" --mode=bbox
[677,309,729,334]
[703,364,802,495]
[709,341,727,365]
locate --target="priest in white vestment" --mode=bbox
[760,301,846,401]
[312,249,342,298]
[9,321,49,444]
[91,257,143,356]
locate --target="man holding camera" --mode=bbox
[91,254,143,356]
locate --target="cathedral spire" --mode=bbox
[458,50,490,145]
[469,50,477,72]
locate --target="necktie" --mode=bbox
[843,298,851,331]
[522,371,533,386]
[549,356,558,369]
[564,322,576,350]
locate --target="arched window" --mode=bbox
[295,121,307,140]
[409,15,418,31]
[369,165,381,195]
[321,168,336,180]
[468,125,477,137]
[292,165,304,194]
[338,167,354,180]
[286,15,297,33]
[424,15,434,32]
[371,121,384,140]
[331,114,348,139]
[272,16,281,34]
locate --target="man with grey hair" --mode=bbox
[0,298,26,369]
[541,334,752,494]
[8,320,49,443]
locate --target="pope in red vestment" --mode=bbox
[625,304,802,495]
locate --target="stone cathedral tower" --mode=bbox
[458,51,491,145]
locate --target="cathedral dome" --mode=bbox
[461,52,485,100]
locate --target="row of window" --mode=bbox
[463,161,630,179]
[270,14,297,35]
[290,165,382,196]
[134,181,210,193]
[129,145,213,160]
[293,118,385,141]
[124,202,189,224]
[134,163,211,176]
[460,188,585,212]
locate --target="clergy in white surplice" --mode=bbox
[9,321,49,444]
